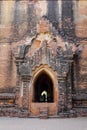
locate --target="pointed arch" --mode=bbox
[29,65,59,116]
[33,71,54,102]
[31,65,58,103]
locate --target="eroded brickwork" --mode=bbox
[0,0,87,118]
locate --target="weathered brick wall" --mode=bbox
[0,0,87,118]
[0,44,16,88]
[0,0,87,90]
[75,1,87,37]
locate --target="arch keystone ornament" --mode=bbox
[14,17,83,118]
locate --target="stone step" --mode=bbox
[39,107,48,119]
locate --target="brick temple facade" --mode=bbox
[0,0,87,118]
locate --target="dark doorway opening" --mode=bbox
[34,72,53,103]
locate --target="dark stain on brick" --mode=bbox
[47,0,59,30]
[27,3,37,36]
[61,0,75,41]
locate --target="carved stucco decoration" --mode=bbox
[14,17,82,79]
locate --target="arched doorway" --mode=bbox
[30,65,58,116]
[34,72,53,103]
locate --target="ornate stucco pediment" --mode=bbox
[14,17,82,77]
